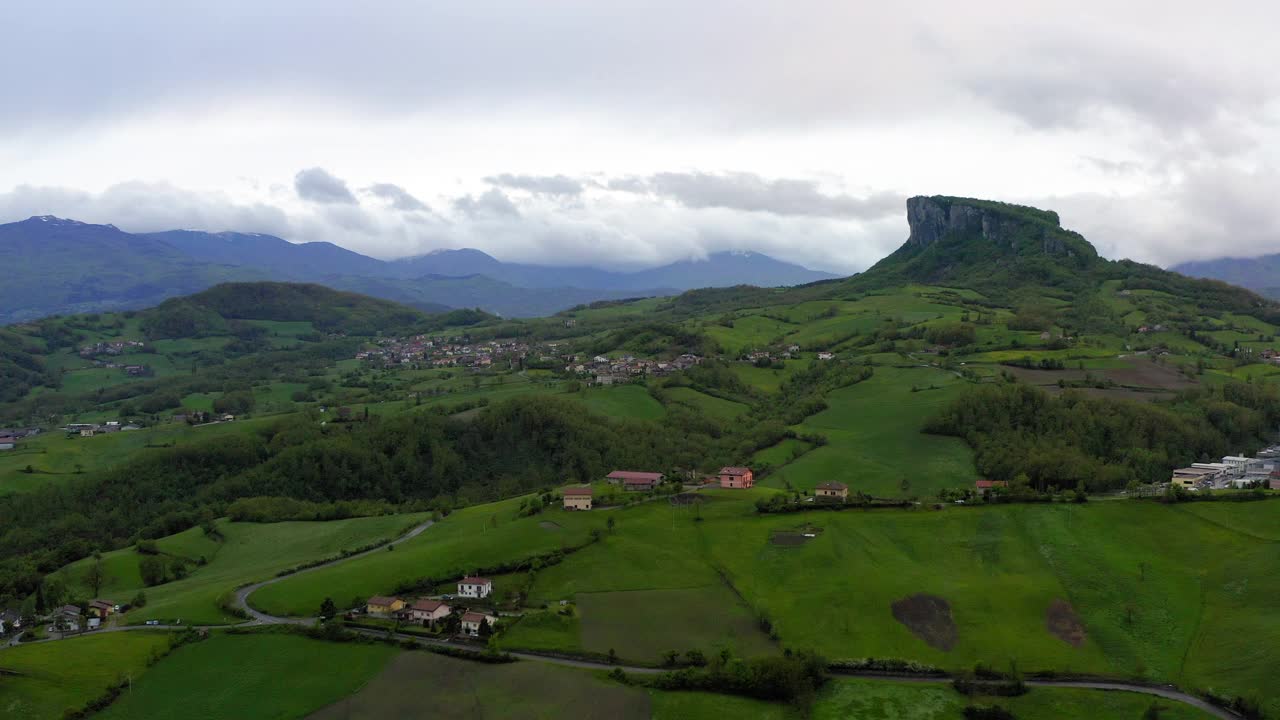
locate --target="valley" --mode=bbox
[3,197,1280,719]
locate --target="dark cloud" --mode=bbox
[484,173,584,197]
[611,171,903,220]
[365,182,428,211]
[452,188,520,218]
[295,167,357,204]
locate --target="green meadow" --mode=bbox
[763,366,978,498]
[574,384,666,420]
[0,416,279,496]
[250,496,603,616]
[664,386,749,420]
[55,514,425,625]
[0,631,172,720]
[94,633,396,720]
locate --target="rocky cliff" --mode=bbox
[904,196,1077,258]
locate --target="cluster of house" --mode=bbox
[23,599,118,634]
[78,340,145,358]
[560,466,757,510]
[1135,324,1168,334]
[365,577,498,637]
[0,426,39,451]
[64,421,142,437]
[567,354,703,385]
[744,345,834,362]
[171,411,236,425]
[1170,451,1280,491]
[356,335,539,370]
[1256,349,1280,366]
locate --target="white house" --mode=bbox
[457,576,493,599]
[409,598,451,627]
[1222,456,1263,478]
[461,611,498,637]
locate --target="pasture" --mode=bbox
[308,649,651,720]
[0,631,172,720]
[250,496,602,617]
[574,384,666,420]
[663,386,749,420]
[762,366,978,498]
[94,633,395,720]
[811,679,1216,720]
[55,514,425,625]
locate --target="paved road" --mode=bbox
[0,514,1244,719]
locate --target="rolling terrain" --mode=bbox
[3,195,1280,718]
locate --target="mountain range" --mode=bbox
[0,216,837,324]
[1171,254,1280,299]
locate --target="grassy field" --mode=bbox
[664,386,749,420]
[0,416,280,496]
[729,359,810,393]
[810,679,1216,719]
[762,366,978,498]
[0,631,172,719]
[95,633,396,720]
[574,384,666,420]
[250,497,603,617]
[486,486,1280,714]
[308,649,652,720]
[55,514,426,625]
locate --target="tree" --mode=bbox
[131,591,147,608]
[85,555,105,597]
[479,618,492,638]
[662,650,680,667]
[320,597,337,618]
[139,555,167,586]
[607,648,618,664]
[606,516,616,534]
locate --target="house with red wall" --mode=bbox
[718,466,754,489]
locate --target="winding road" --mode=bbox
[2,516,1244,719]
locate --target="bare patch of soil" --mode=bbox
[538,521,561,530]
[1102,358,1198,390]
[891,593,957,651]
[669,493,703,506]
[1046,598,1086,647]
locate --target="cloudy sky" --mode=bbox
[1,0,1277,273]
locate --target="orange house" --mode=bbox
[718,466,754,489]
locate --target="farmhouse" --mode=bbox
[606,470,664,491]
[718,466,754,489]
[563,486,593,510]
[408,598,451,626]
[814,481,848,500]
[0,437,13,451]
[458,577,493,599]
[366,596,406,615]
[460,611,498,637]
[87,599,114,618]
[975,480,1008,491]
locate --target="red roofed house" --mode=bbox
[975,480,1008,491]
[87,600,115,618]
[563,486,593,510]
[409,598,451,627]
[366,596,406,615]
[458,577,493,599]
[607,470,665,492]
[718,466,754,489]
[460,611,499,637]
[815,482,848,501]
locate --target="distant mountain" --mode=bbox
[1171,255,1280,299]
[143,230,389,279]
[388,249,838,290]
[0,216,264,324]
[1,216,838,323]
